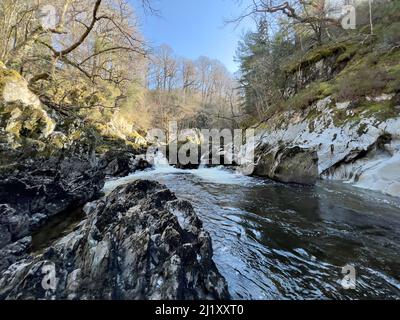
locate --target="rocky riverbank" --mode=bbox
[249,96,400,197]
[0,65,105,273]
[0,180,229,300]
[244,43,400,197]
[0,64,229,299]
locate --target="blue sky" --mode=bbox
[132,0,254,73]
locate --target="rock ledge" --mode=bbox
[0,180,230,300]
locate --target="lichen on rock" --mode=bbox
[0,64,55,148]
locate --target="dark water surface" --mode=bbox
[104,165,400,299]
[31,207,85,254]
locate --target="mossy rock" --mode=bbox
[331,97,398,127]
[360,99,398,122]
[357,123,369,136]
[284,42,348,74]
[1,65,56,150]
[284,81,333,111]
[0,67,24,95]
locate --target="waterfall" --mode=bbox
[199,152,210,169]
[152,151,170,167]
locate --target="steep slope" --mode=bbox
[245,2,400,197]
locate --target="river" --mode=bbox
[103,157,400,300]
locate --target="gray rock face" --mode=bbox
[0,145,105,234]
[0,64,106,273]
[0,236,31,273]
[0,135,106,273]
[254,145,319,185]
[284,51,346,99]
[241,94,400,196]
[0,180,230,300]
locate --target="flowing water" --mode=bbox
[103,157,400,300]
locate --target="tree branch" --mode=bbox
[56,0,102,57]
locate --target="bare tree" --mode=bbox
[231,0,343,44]
[149,44,179,91]
[180,58,197,94]
[146,43,239,129]
[196,56,213,104]
[0,0,150,91]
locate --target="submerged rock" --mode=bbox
[0,180,230,300]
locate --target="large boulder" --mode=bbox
[0,136,105,273]
[244,93,400,196]
[0,180,230,300]
[254,145,319,185]
[0,64,55,149]
[100,151,150,177]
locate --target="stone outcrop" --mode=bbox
[0,64,55,150]
[283,45,348,99]
[246,95,400,196]
[101,151,150,177]
[242,34,400,196]
[0,64,106,273]
[0,135,106,273]
[0,180,230,300]
[254,145,319,185]
[0,65,228,300]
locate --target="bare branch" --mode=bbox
[56,0,103,57]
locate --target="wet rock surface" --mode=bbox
[254,145,319,185]
[0,58,227,301]
[101,151,150,177]
[242,95,400,196]
[0,143,105,272]
[0,180,230,300]
[0,64,107,273]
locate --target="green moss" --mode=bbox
[357,123,369,136]
[333,111,362,127]
[284,42,348,74]
[332,49,400,101]
[0,67,23,94]
[332,109,348,127]
[319,82,334,96]
[385,52,400,93]
[284,81,333,111]
[360,99,398,122]
[332,98,397,127]
[336,42,361,64]
[306,107,322,121]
